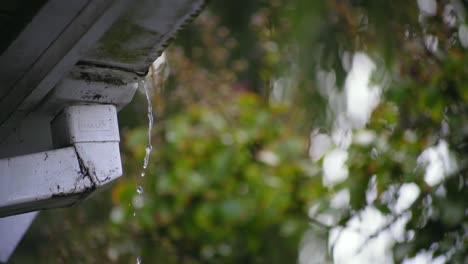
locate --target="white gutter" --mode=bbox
[0,104,122,218]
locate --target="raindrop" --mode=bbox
[370,148,378,159]
[136,256,142,264]
[137,186,144,194]
[143,146,152,170]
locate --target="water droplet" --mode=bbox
[143,146,152,170]
[137,186,144,194]
[136,256,142,264]
[370,148,378,159]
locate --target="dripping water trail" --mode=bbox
[134,80,154,264]
[133,80,152,209]
[141,79,154,177]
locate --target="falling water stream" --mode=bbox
[135,79,154,264]
[135,79,153,196]
[141,79,154,178]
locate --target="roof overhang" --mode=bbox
[0,0,206,142]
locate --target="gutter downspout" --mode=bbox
[0,104,123,218]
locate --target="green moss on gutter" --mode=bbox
[91,17,159,64]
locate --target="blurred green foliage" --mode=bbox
[119,93,319,263]
[10,0,468,263]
